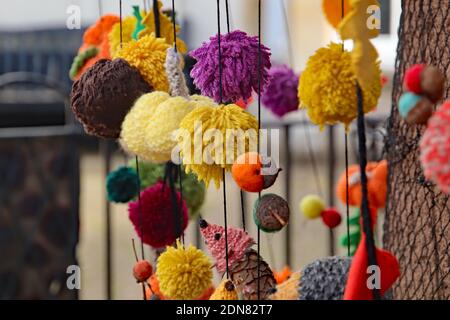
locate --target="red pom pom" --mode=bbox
[404,64,425,94]
[133,260,153,282]
[321,208,342,229]
[128,181,188,248]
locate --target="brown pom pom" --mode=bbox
[71,59,151,139]
[421,66,445,103]
[405,97,434,125]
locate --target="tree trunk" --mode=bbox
[384,0,450,300]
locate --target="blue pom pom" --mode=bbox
[106,166,140,203]
[398,92,421,118]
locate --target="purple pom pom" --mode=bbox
[261,65,299,117]
[190,30,271,104]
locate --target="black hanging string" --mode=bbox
[280,0,323,198]
[257,0,262,301]
[225,0,231,33]
[216,0,230,279]
[153,0,161,38]
[171,0,178,52]
[341,0,351,257]
[119,0,123,48]
[356,84,381,300]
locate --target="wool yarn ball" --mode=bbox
[129,160,206,218]
[321,207,342,229]
[199,219,255,274]
[178,103,258,188]
[404,64,425,94]
[261,65,299,117]
[71,58,151,139]
[190,30,271,104]
[299,43,381,129]
[106,166,139,203]
[299,256,352,300]
[253,193,290,233]
[156,240,212,300]
[322,0,351,28]
[404,64,445,102]
[420,101,450,194]
[210,280,238,300]
[300,194,325,219]
[128,181,188,248]
[398,92,433,125]
[336,160,388,209]
[121,92,212,163]
[231,152,281,193]
[108,16,136,57]
[114,34,170,91]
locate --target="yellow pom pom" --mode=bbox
[299,42,381,129]
[300,194,325,219]
[108,16,136,57]
[140,0,188,54]
[120,91,170,160]
[113,34,170,91]
[177,103,258,188]
[210,280,238,300]
[156,240,213,300]
[121,93,211,163]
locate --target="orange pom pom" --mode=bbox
[323,0,351,28]
[273,266,292,284]
[336,160,388,209]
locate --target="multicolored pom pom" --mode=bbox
[106,166,139,203]
[398,92,433,125]
[128,181,188,248]
[261,65,299,117]
[404,64,445,102]
[190,30,271,104]
[420,101,450,194]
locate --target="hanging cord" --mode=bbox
[216,0,230,279]
[153,0,161,38]
[171,0,178,52]
[280,0,323,197]
[340,0,351,257]
[118,0,145,300]
[257,0,262,301]
[356,84,381,300]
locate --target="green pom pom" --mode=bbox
[106,166,140,203]
[339,209,361,256]
[129,160,206,218]
[69,46,98,79]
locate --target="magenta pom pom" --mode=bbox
[128,181,188,248]
[190,30,271,103]
[262,65,299,117]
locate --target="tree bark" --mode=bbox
[384,0,450,300]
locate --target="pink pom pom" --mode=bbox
[420,101,450,194]
[128,181,188,248]
[404,64,425,94]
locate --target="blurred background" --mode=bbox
[0,0,400,299]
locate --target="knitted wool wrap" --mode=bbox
[165,47,190,98]
[190,30,271,104]
[420,101,450,194]
[261,65,300,117]
[71,58,151,139]
[299,256,352,300]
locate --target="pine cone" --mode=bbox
[229,248,276,300]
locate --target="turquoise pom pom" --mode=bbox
[106,166,140,203]
[399,92,421,118]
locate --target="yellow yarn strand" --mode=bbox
[156,240,213,300]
